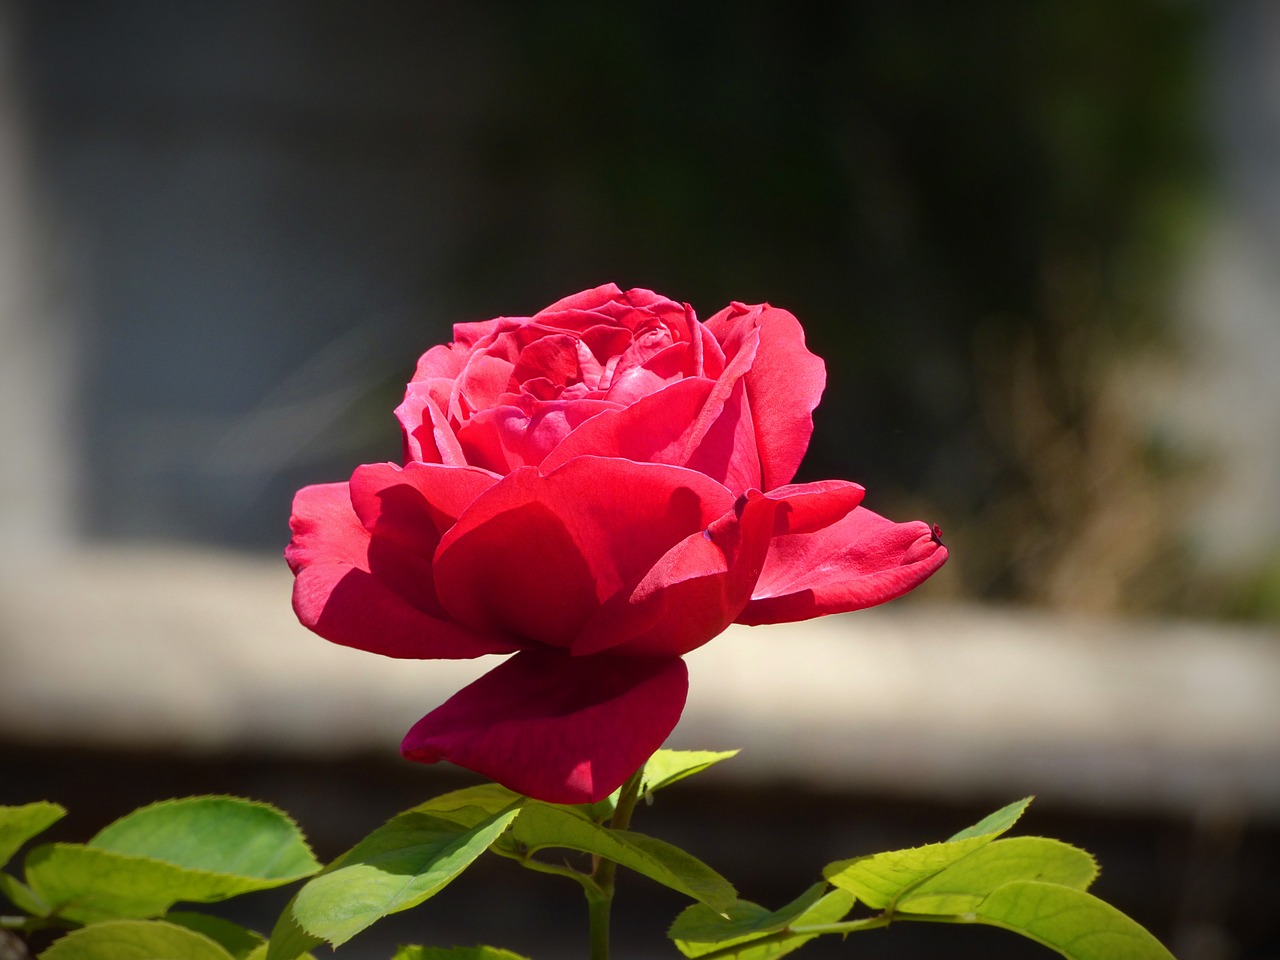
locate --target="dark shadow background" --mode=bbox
[15,0,1225,614]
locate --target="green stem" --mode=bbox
[584,766,646,960]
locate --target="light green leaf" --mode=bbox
[38,918,237,960]
[288,806,520,947]
[675,889,856,959]
[24,796,321,923]
[1,871,51,916]
[899,837,1098,915]
[0,802,66,868]
[668,882,828,943]
[166,912,265,959]
[391,947,533,960]
[948,797,1034,841]
[503,803,736,911]
[90,797,320,880]
[823,797,1033,908]
[642,750,739,796]
[973,881,1176,960]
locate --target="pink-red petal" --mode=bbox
[738,508,948,625]
[706,302,826,490]
[432,458,735,647]
[401,650,689,804]
[285,480,515,659]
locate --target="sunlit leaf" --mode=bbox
[502,802,735,910]
[39,919,236,960]
[824,797,1033,908]
[25,798,320,924]
[642,750,739,796]
[668,882,828,943]
[288,806,519,947]
[391,947,533,960]
[973,881,1176,960]
[899,837,1098,915]
[0,802,65,869]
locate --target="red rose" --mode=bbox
[286,284,946,803]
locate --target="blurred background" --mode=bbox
[1,2,1278,959]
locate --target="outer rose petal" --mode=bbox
[286,481,515,659]
[401,650,689,804]
[737,507,948,625]
[705,302,826,489]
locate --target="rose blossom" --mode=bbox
[286,284,946,803]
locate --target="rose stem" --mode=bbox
[586,765,646,960]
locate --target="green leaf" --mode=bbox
[948,797,1034,841]
[0,802,66,868]
[823,797,1033,908]
[288,806,520,947]
[899,837,1099,915]
[166,912,265,959]
[25,798,320,924]
[264,895,323,960]
[674,889,856,959]
[391,947,533,960]
[90,797,320,880]
[1,871,51,916]
[973,881,1176,960]
[668,882,828,944]
[38,918,237,960]
[642,750,739,797]
[503,803,736,911]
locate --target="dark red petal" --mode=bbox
[575,490,781,657]
[401,650,689,804]
[737,507,948,625]
[706,303,825,490]
[285,480,515,659]
[432,459,734,647]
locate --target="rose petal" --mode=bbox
[575,489,781,657]
[432,458,734,647]
[458,398,618,473]
[401,650,689,804]
[737,508,948,625]
[706,303,826,489]
[395,381,467,465]
[285,480,515,659]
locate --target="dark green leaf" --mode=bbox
[0,803,65,868]
[973,881,1176,959]
[38,919,236,960]
[288,806,520,946]
[674,889,856,959]
[899,837,1098,916]
[668,882,828,943]
[166,912,265,959]
[264,894,323,960]
[504,803,736,910]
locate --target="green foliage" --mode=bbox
[0,803,66,869]
[23,798,320,925]
[495,801,737,911]
[4,764,1175,960]
[823,796,1032,907]
[39,919,238,960]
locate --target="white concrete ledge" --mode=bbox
[2,546,1277,816]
